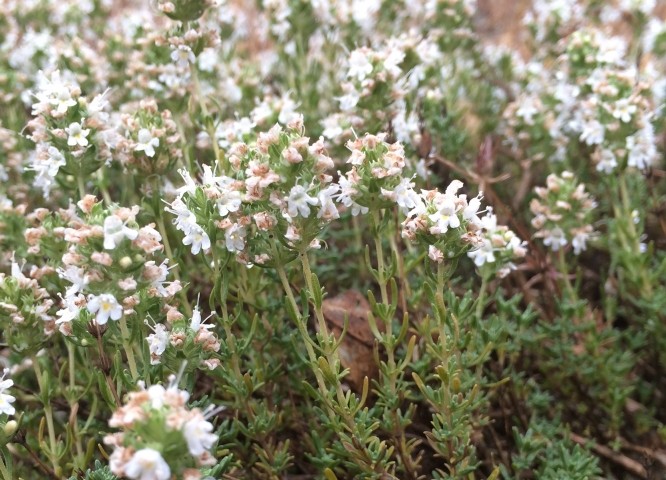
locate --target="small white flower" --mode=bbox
[428,195,461,234]
[612,98,636,123]
[52,87,77,114]
[124,448,171,480]
[104,215,139,250]
[216,189,242,217]
[87,293,123,325]
[347,49,374,81]
[183,226,211,255]
[0,370,16,416]
[571,231,590,255]
[338,90,360,111]
[56,294,82,325]
[57,266,89,297]
[580,119,604,146]
[146,324,169,365]
[596,149,617,174]
[542,227,568,251]
[317,185,340,220]
[516,96,540,125]
[626,124,658,170]
[170,45,195,69]
[428,245,444,263]
[381,177,419,213]
[65,121,90,147]
[467,239,495,267]
[287,185,318,218]
[183,415,218,456]
[224,223,246,253]
[134,129,160,157]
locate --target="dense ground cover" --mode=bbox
[0,0,665,478]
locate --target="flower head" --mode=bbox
[66,121,90,147]
[135,129,160,158]
[124,448,171,480]
[87,293,123,325]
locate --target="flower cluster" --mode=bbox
[400,179,485,263]
[105,379,219,480]
[167,119,341,264]
[118,99,182,175]
[341,132,418,215]
[26,197,183,340]
[467,209,527,277]
[530,171,597,254]
[503,12,661,174]
[146,303,221,371]
[26,70,115,197]
[0,256,55,354]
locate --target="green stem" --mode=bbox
[32,358,60,475]
[77,172,86,201]
[67,344,84,466]
[475,273,488,321]
[275,263,330,398]
[96,169,112,205]
[299,252,333,350]
[556,249,576,301]
[371,210,390,306]
[119,316,139,381]
[0,453,10,480]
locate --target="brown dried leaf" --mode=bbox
[321,290,380,392]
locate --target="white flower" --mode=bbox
[146,324,169,365]
[462,195,482,225]
[571,231,590,255]
[516,96,540,125]
[542,227,568,251]
[52,87,77,114]
[88,89,110,122]
[0,370,16,416]
[135,129,160,157]
[170,45,195,69]
[124,448,171,480]
[57,266,89,297]
[224,224,246,253]
[626,124,658,170]
[467,239,495,267]
[579,119,604,146]
[87,293,123,325]
[317,185,340,220]
[381,177,419,213]
[216,189,242,217]
[65,121,90,147]
[338,90,360,111]
[183,415,218,456]
[104,215,139,250]
[347,49,374,81]
[612,98,636,123]
[428,245,444,263]
[56,294,82,325]
[428,194,461,234]
[596,149,617,174]
[287,185,318,218]
[183,226,211,255]
[29,145,67,196]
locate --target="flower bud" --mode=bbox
[4,420,18,436]
[158,0,211,21]
[119,256,132,269]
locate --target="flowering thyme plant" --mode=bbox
[0,1,665,479]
